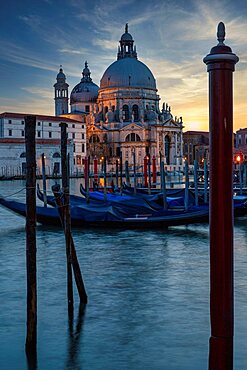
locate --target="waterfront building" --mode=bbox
[234,128,247,164]
[183,131,209,166]
[0,112,86,176]
[56,24,184,169]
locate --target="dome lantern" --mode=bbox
[81,61,92,83]
[117,23,137,60]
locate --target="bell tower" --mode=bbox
[54,65,69,116]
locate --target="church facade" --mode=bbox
[55,24,184,168]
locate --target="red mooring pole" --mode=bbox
[203,22,239,370]
[152,156,157,187]
[144,156,148,187]
[94,157,98,181]
[84,157,88,191]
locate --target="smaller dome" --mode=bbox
[70,82,99,103]
[57,69,65,79]
[56,66,66,82]
[70,62,99,104]
[120,23,133,42]
[121,32,133,41]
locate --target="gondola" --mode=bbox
[0,195,212,228]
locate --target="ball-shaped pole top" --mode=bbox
[217,22,225,45]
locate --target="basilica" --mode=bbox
[54,24,184,168]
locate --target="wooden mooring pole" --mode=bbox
[193,159,199,207]
[52,184,87,304]
[60,122,74,312]
[152,156,157,188]
[41,153,47,208]
[184,159,189,211]
[120,152,123,194]
[25,115,37,356]
[204,22,239,370]
[144,156,148,188]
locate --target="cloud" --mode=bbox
[21,86,53,100]
[58,47,89,55]
[0,41,58,72]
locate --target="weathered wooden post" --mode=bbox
[93,157,98,182]
[84,156,89,202]
[147,156,151,194]
[133,151,137,195]
[160,160,167,210]
[60,122,74,311]
[125,160,130,186]
[152,156,157,188]
[41,153,47,207]
[184,159,189,211]
[203,22,239,370]
[120,152,123,194]
[243,163,247,190]
[239,163,243,195]
[25,115,37,355]
[103,157,107,202]
[204,155,208,203]
[144,156,148,188]
[194,159,199,206]
[52,184,87,304]
[116,159,119,189]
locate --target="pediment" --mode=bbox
[163,119,180,128]
[121,122,143,131]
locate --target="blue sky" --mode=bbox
[0,0,247,131]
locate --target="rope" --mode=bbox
[1,187,26,197]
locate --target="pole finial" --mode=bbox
[217,22,225,45]
[125,23,128,33]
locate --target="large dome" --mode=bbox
[100,58,156,90]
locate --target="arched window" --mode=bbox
[125,133,141,142]
[132,105,139,121]
[20,152,26,158]
[89,134,100,143]
[123,105,129,122]
[53,152,61,158]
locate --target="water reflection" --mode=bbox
[65,304,86,370]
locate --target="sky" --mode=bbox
[0,0,247,132]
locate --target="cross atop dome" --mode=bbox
[117,24,137,60]
[81,61,92,82]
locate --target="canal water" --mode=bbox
[0,179,247,370]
